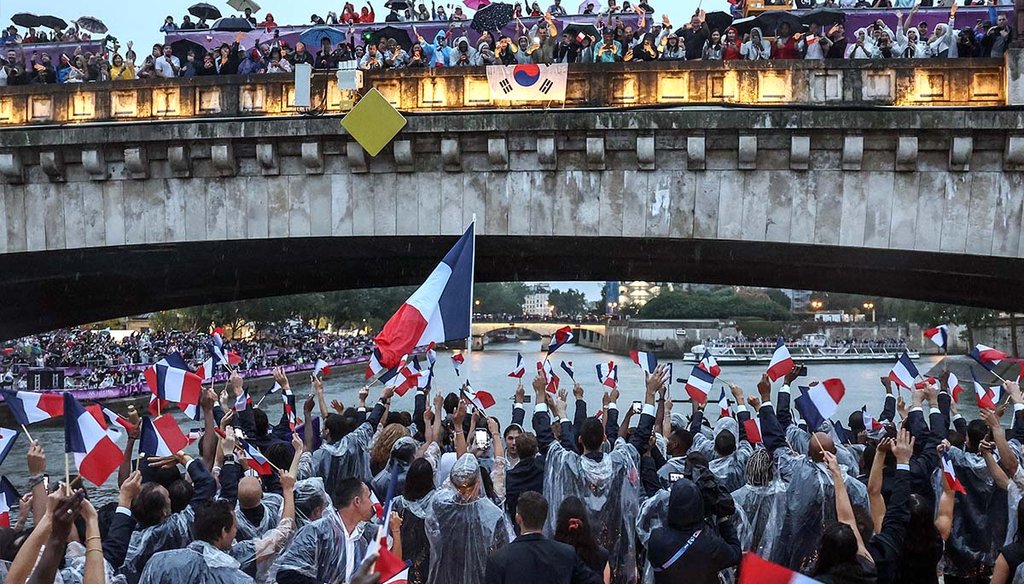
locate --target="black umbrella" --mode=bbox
[212,16,254,31]
[800,8,846,28]
[171,39,207,61]
[11,13,42,28]
[75,16,107,34]
[366,25,414,51]
[751,11,802,35]
[385,0,412,10]
[470,2,514,33]
[563,22,600,42]
[704,11,734,34]
[189,3,223,21]
[38,15,69,31]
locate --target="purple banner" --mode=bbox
[3,40,106,67]
[794,5,1011,34]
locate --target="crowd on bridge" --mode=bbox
[0,323,375,390]
[0,0,1017,86]
[3,350,1024,584]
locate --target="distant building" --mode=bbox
[784,289,812,311]
[523,284,552,316]
[618,281,670,308]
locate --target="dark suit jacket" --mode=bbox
[485,533,603,584]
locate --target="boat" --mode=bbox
[0,355,371,404]
[683,334,920,365]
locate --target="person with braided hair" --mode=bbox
[730,448,786,564]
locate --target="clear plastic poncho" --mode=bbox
[936,447,1008,578]
[138,541,254,584]
[120,507,196,584]
[310,421,375,499]
[425,454,514,584]
[635,489,669,584]
[544,438,642,584]
[269,510,374,584]
[235,493,283,541]
[56,541,124,584]
[293,477,334,528]
[394,491,436,584]
[778,457,870,571]
[731,481,787,564]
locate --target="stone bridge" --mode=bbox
[471,322,606,351]
[1,60,1024,339]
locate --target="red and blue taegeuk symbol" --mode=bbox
[512,64,541,87]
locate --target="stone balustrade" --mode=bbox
[0,58,1010,127]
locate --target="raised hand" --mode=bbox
[610,387,620,403]
[280,470,296,491]
[757,373,772,403]
[515,382,525,403]
[118,470,142,508]
[893,428,914,465]
[331,399,345,414]
[573,383,584,400]
[220,426,237,456]
[229,371,243,396]
[28,441,46,475]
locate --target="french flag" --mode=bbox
[0,427,18,467]
[542,360,559,394]
[282,390,297,431]
[949,372,964,403]
[101,407,136,435]
[596,361,618,390]
[630,351,658,375]
[941,452,967,494]
[971,344,1006,372]
[738,551,819,584]
[0,389,64,425]
[718,387,731,418]
[64,393,123,486]
[560,360,575,382]
[742,419,762,444]
[923,325,949,351]
[887,350,920,390]
[698,350,721,377]
[463,382,496,411]
[198,350,242,382]
[508,353,526,379]
[685,365,715,406]
[765,339,794,383]
[794,379,846,432]
[313,359,331,378]
[144,353,203,408]
[234,390,252,412]
[241,440,274,475]
[862,406,883,432]
[0,476,19,528]
[393,356,422,397]
[376,544,410,584]
[414,354,434,390]
[373,224,474,370]
[548,326,574,355]
[139,415,190,458]
[971,368,998,409]
[366,348,401,385]
[451,353,465,376]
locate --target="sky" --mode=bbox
[0,0,703,51]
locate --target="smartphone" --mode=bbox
[631,401,643,414]
[474,429,489,450]
[234,428,244,441]
[669,472,685,483]
[522,394,532,403]
[796,365,808,377]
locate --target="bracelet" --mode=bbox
[87,536,101,542]
[86,549,103,555]
[27,474,46,489]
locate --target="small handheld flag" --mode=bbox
[542,360,559,394]
[887,350,920,390]
[0,477,19,528]
[737,551,820,584]
[942,452,967,494]
[548,326,574,355]
[463,382,496,411]
[596,361,618,390]
[794,379,846,432]
[971,344,1006,373]
[629,351,657,375]
[698,350,721,377]
[718,387,731,418]
[766,339,794,383]
[923,325,949,352]
[559,360,575,382]
[0,389,64,425]
[451,353,465,376]
[240,440,273,475]
[684,365,715,406]
[139,415,190,458]
[508,353,526,379]
[313,359,332,378]
[742,419,762,444]
[63,393,123,486]
[971,368,999,409]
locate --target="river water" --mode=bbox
[10,341,950,503]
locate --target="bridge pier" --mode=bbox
[471,336,485,351]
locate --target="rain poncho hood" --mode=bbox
[310,420,374,501]
[138,541,254,584]
[269,510,375,584]
[121,507,196,584]
[666,478,705,529]
[732,480,786,563]
[938,447,1008,577]
[235,493,283,541]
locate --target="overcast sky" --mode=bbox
[0,0,703,50]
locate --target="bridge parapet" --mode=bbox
[0,59,1011,129]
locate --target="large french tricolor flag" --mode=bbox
[971,344,1007,372]
[923,325,949,351]
[548,326,574,355]
[0,476,19,528]
[139,415,190,458]
[765,340,794,383]
[888,350,920,390]
[373,224,474,370]
[685,365,715,406]
[64,393,123,486]
[144,353,203,408]
[0,389,64,425]
[738,551,820,584]
[630,351,658,375]
[794,379,845,432]
[941,452,967,494]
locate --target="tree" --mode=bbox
[548,289,589,317]
[474,283,530,315]
[639,290,792,320]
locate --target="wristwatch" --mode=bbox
[223,454,236,463]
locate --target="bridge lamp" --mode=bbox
[863,302,876,323]
[810,300,823,311]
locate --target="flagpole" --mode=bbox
[19,424,32,443]
[466,216,477,359]
[64,452,71,495]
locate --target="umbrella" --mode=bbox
[385,0,413,9]
[38,15,68,31]
[299,25,348,47]
[227,0,261,13]
[704,11,734,34]
[366,25,414,51]
[463,0,490,9]
[563,22,600,42]
[212,16,254,31]
[11,13,42,28]
[74,16,107,34]
[800,8,846,27]
[578,0,603,13]
[727,15,757,36]
[170,39,207,61]
[189,3,222,21]
[470,2,514,33]
[751,11,802,35]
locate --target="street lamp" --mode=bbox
[810,300,823,311]
[863,302,876,323]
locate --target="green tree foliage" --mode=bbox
[474,283,530,314]
[548,289,589,316]
[638,289,792,320]
[765,289,792,310]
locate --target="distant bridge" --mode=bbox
[470,322,606,351]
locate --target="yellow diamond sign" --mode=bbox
[341,88,407,157]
